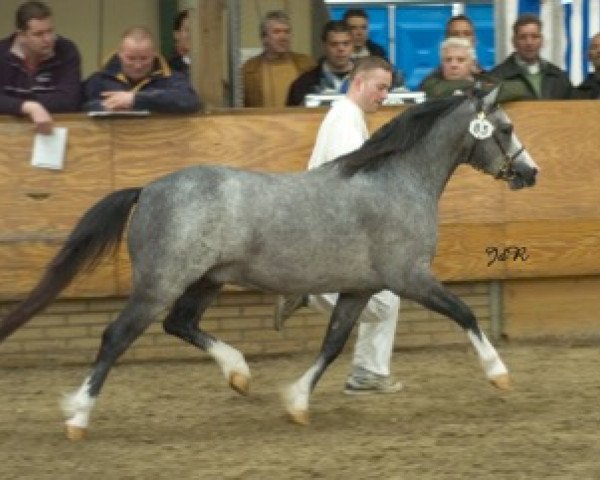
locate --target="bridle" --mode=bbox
[465,107,525,180]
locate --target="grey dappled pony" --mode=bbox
[0,87,538,438]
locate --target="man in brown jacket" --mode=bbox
[242,10,314,107]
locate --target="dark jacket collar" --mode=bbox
[1,33,66,68]
[100,52,172,84]
[503,53,563,77]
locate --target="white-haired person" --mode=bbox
[418,14,483,91]
[422,36,521,101]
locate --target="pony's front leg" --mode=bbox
[283,360,324,425]
[467,330,511,390]
[283,293,370,425]
[407,270,512,391]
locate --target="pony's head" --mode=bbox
[463,87,539,189]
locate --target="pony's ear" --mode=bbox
[482,86,500,110]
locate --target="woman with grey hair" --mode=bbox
[422,37,507,99]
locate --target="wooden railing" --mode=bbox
[1,100,599,300]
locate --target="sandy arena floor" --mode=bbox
[1,341,599,479]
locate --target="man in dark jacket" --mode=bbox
[286,21,353,106]
[573,32,600,99]
[491,14,572,100]
[83,26,201,113]
[342,8,387,60]
[0,1,81,134]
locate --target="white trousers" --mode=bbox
[308,290,400,376]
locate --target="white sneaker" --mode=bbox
[343,369,404,395]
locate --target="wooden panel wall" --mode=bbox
[429,101,600,281]
[1,100,599,301]
[503,276,600,337]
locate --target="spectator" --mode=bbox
[491,14,572,99]
[422,37,505,98]
[275,56,403,395]
[419,14,482,91]
[445,14,484,74]
[446,14,475,44]
[169,10,191,77]
[421,37,522,102]
[242,10,315,107]
[0,1,82,134]
[83,26,201,113]
[342,8,387,60]
[422,37,489,98]
[573,32,600,99]
[286,20,354,106]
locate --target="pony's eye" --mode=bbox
[499,123,513,135]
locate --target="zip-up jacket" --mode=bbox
[0,34,82,115]
[83,53,201,113]
[490,53,572,100]
[286,59,351,106]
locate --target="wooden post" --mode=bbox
[190,0,226,108]
[158,0,179,60]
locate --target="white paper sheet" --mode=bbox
[30,127,68,170]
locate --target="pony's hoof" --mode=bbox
[65,425,87,441]
[489,374,512,391]
[281,384,309,425]
[229,372,250,396]
[287,408,310,426]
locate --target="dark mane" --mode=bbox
[337,95,466,177]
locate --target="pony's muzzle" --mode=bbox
[509,162,538,189]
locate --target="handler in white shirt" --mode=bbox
[274,56,402,395]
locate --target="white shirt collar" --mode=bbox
[515,55,540,74]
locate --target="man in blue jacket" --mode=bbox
[83,26,201,113]
[0,1,82,134]
[286,21,354,106]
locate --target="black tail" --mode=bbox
[0,187,142,342]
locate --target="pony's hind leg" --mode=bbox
[162,279,251,395]
[283,293,370,425]
[62,294,169,440]
[405,270,511,390]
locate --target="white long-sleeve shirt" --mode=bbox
[308,96,368,170]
